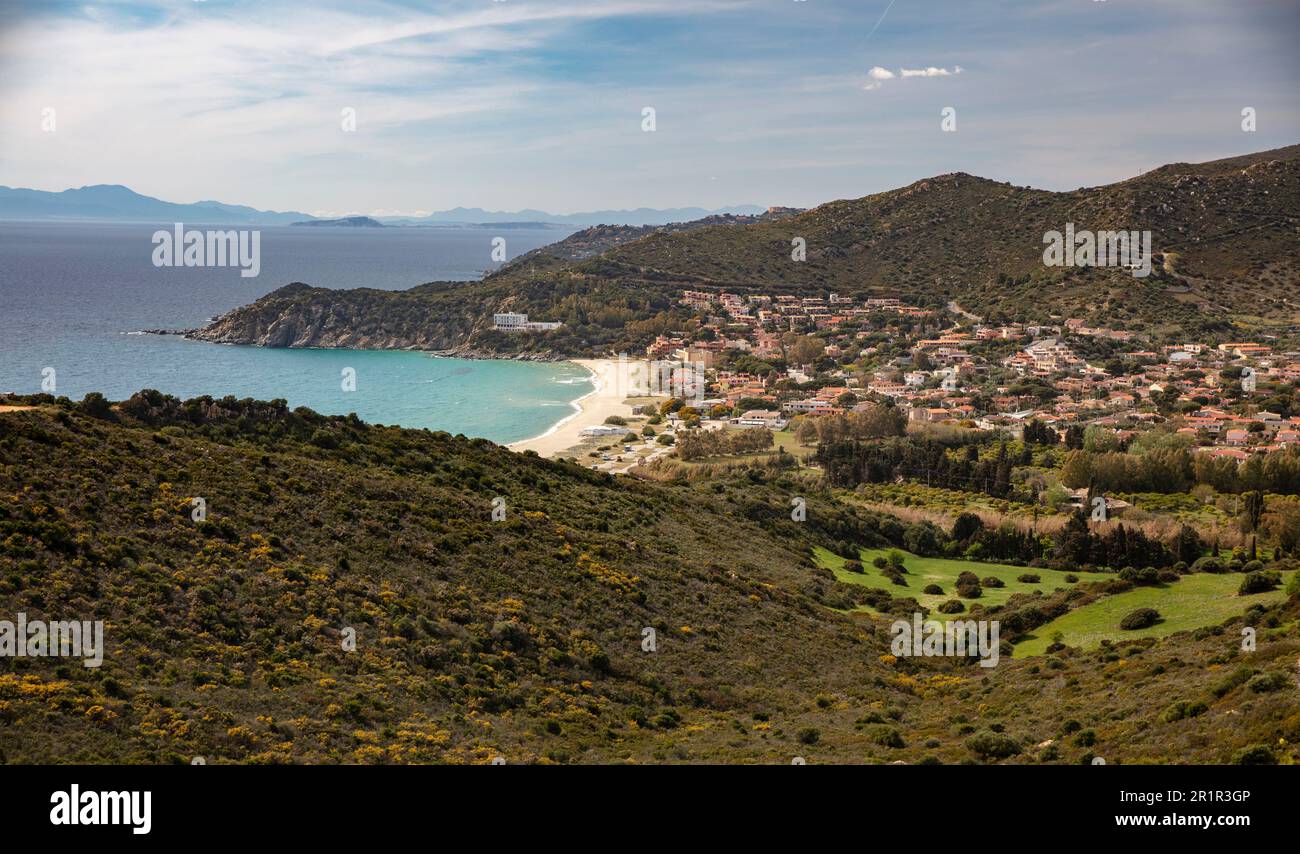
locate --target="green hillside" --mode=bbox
[608,146,1300,336]
[2,395,1299,764]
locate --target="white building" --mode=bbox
[493,312,563,332]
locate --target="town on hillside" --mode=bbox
[638,288,1300,460]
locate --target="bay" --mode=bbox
[0,221,589,443]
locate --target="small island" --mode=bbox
[291,216,385,227]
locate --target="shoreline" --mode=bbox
[509,358,636,458]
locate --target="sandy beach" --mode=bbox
[508,358,639,458]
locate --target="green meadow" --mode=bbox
[815,546,1081,614]
[818,547,1295,658]
[1013,570,1296,657]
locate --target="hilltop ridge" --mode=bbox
[191,144,1300,356]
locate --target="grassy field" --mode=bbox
[680,427,811,465]
[1013,570,1296,657]
[815,546,1081,614]
[842,482,1043,518]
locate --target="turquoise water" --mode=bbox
[0,222,591,443]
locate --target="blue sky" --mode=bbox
[0,0,1296,215]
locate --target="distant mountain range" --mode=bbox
[0,184,313,225]
[0,183,764,227]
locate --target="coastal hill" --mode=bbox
[512,207,805,263]
[3,395,1296,763]
[191,144,1300,356]
[606,144,1300,331]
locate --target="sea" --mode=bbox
[0,221,592,444]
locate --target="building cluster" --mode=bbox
[656,290,1300,458]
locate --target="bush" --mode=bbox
[868,726,905,748]
[982,576,1005,588]
[656,434,675,445]
[309,428,339,449]
[1120,608,1160,630]
[1191,556,1225,574]
[1118,566,1159,585]
[603,415,627,426]
[923,584,943,595]
[796,727,820,745]
[1064,574,1079,583]
[1247,672,1288,693]
[1160,700,1208,723]
[843,560,864,574]
[1211,667,1255,698]
[937,599,965,614]
[965,731,1021,760]
[1017,573,1041,584]
[1232,745,1276,765]
[903,524,940,556]
[1238,571,1281,595]
[872,556,888,569]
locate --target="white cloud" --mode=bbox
[0,0,749,210]
[900,65,963,77]
[864,64,962,90]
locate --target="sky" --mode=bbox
[0,0,1297,216]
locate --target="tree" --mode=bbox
[1059,450,1092,489]
[1241,490,1265,560]
[1267,502,1300,555]
[1024,419,1057,445]
[782,333,824,366]
[77,392,115,420]
[952,512,984,543]
[1172,524,1204,565]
